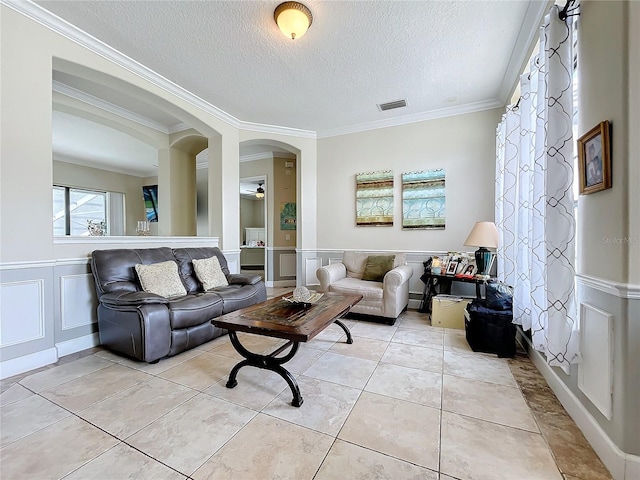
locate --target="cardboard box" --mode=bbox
[431,295,472,329]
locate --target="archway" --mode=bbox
[239,139,300,288]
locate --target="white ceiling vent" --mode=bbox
[377,99,408,112]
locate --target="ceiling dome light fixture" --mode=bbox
[274,2,313,40]
[256,183,265,198]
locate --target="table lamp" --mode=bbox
[463,221,499,276]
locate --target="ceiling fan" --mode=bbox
[256,183,265,198]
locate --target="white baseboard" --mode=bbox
[266,280,296,287]
[519,333,640,480]
[408,299,422,310]
[56,333,100,357]
[0,347,58,380]
[0,334,100,380]
[626,458,640,480]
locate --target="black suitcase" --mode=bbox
[465,301,516,358]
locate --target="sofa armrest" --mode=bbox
[383,264,413,288]
[316,263,347,292]
[227,273,263,286]
[381,264,414,319]
[99,291,168,308]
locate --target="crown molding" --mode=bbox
[5,0,325,140]
[238,120,316,139]
[167,122,191,134]
[497,0,552,105]
[238,151,296,163]
[239,152,275,163]
[3,0,547,143]
[3,0,242,126]
[5,0,324,139]
[53,80,174,134]
[53,154,155,178]
[316,99,503,139]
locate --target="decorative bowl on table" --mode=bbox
[282,286,324,306]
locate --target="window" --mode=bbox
[53,186,108,236]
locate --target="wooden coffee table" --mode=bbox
[212,292,362,407]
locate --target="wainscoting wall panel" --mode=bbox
[279,254,297,278]
[266,248,296,287]
[1,237,221,379]
[0,279,45,347]
[524,275,640,480]
[304,257,323,286]
[578,302,614,420]
[60,274,98,331]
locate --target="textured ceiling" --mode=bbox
[36,0,546,134]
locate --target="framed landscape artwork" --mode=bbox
[578,120,611,195]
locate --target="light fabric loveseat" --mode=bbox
[316,251,413,324]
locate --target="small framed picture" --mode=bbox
[462,262,477,276]
[456,258,468,274]
[446,260,459,275]
[455,255,472,274]
[578,120,611,195]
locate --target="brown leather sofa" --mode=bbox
[91,246,266,363]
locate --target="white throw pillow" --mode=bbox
[135,261,187,298]
[193,256,228,290]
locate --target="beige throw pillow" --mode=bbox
[193,256,228,290]
[135,261,187,298]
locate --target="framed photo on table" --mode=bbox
[446,260,459,275]
[578,120,611,195]
[461,261,477,276]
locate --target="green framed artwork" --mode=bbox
[280,202,296,230]
[356,170,394,226]
[402,169,446,229]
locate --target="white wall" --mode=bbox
[316,108,503,252]
[578,1,631,284]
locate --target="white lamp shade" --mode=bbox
[464,221,499,249]
[275,2,312,40]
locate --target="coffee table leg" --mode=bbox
[225,359,250,389]
[225,331,304,407]
[272,364,303,407]
[333,319,353,344]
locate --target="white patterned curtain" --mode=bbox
[495,6,579,373]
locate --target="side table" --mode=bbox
[418,271,490,313]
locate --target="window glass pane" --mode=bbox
[69,188,106,236]
[53,186,66,236]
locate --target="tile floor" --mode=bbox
[1,300,612,479]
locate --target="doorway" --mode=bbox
[239,176,267,281]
